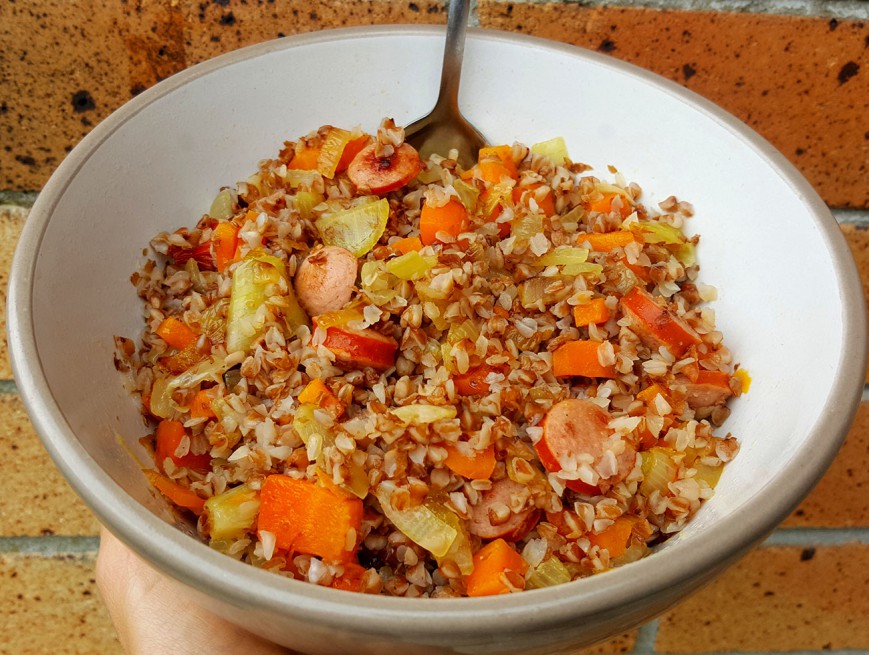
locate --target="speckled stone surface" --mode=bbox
[0,205,25,379]
[785,402,869,526]
[479,3,868,209]
[656,544,869,652]
[0,394,101,536]
[0,553,121,655]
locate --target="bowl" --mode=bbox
[8,26,866,654]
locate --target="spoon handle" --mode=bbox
[437,0,471,112]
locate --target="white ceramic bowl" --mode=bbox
[8,26,866,654]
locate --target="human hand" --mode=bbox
[96,527,291,655]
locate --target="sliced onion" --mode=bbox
[150,356,227,419]
[640,447,678,496]
[374,486,457,559]
[389,404,457,426]
[526,556,572,589]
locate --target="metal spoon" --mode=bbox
[405,0,487,169]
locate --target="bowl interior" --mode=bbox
[14,27,859,617]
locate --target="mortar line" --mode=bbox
[482,0,869,20]
[833,209,869,226]
[0,536,100,555]
[763,527,869,547]
[633,618,660,653]
[0,191,39,208]
[655,650,869,655]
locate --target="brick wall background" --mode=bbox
[0,1,866,653]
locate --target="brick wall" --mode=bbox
[0,1,866,653]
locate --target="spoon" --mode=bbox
[404,0,487,169]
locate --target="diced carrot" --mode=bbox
[189,389,216,420]
[392,236,424,254]
[637,383,668,405]
[587,517,634,558]
[695,370,731,388]
[212,221,240,273]
[330,561,368,592]
[478,159,517,186]
[474,145,518,185]
[573,298,611,327]
[587,193,633,219]
[298,378,328,404]
[478,145,518,179]
[512,183,555,217]
[155,316,198,350]
[298,378,345,418]
[580,230,637,252]
[621,287,701,358]
[465,538,529,597]
[551,340,617,379]
[419,198,469,246]
[478,145,514,163]
[258,475,363,562]
[452,365,496,396]
[621,255,650,282]
[443,444,496,480]
[336,135,370,173]
[155,419,211,472]
[288,144,322,170]
[145,470,206,515]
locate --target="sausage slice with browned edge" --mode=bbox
[468,478,540,541]
[536,399,636,488]
[347,142,422,195]
[294,245,357,317]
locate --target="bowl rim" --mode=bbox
[8,24,867,639]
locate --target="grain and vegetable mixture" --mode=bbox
[116,118,745,597]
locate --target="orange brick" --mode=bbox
[479,3,868,209]
[657,545,869,651]
[0,1,187,191]
[0,0,444,191]
[786,402,869,526]
[0,395,100,536]
[182,0,445,65]
[0,205,26,379]
[840,224,869,383]
[0,553,121,654]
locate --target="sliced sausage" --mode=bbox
[294,245,357,317]
[347,142,422,195]
[537,399,635,486]
[678,370,733,409]
[468,478,540,541]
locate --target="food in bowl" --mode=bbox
[116,117,744,598]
